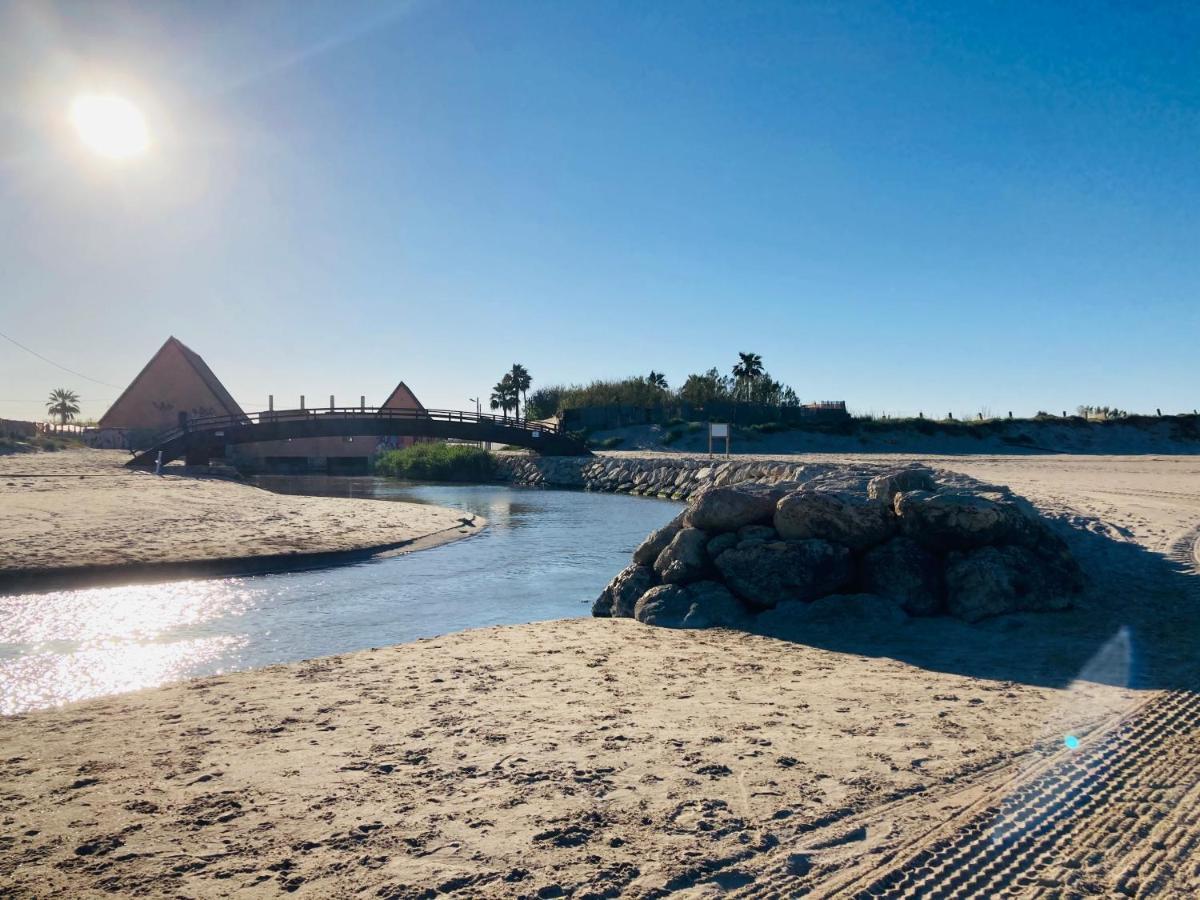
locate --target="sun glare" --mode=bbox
[69,92,150,160]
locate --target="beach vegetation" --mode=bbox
[375,443,497,482]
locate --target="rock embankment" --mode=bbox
[495,454,831,498]
[593,466,1086,628]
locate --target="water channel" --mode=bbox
[0,478,680,715]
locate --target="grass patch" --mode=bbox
[589,436,625,450]
[375,443,497,481]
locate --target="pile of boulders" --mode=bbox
[592,466,1085,629]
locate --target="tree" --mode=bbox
[731,352,764,401]
[678,368,733,405]
[490,375,519,419]
[46,388,80,425]
[508,363,532,419]
[647,370,668,390]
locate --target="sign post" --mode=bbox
[709,423,730,458]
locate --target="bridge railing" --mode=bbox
[138,407,564,450]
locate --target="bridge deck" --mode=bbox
[126,407,589,467]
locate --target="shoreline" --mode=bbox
[0,523,480,595]
[0,450,483,595]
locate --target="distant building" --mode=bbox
[231,382,427,475]
[96,336,428,473]
[98,336,245,432]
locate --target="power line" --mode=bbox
[0,328,123,389]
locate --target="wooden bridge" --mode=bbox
[125,407,590,468]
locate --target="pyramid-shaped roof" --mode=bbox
[98,337,244,429]
[381,381,424,411]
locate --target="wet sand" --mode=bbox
[0,450,480,592]
[0,454,1198,896]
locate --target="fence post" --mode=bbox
[300,395,305,411]
[268,394,274,412]
[360,395,365,412]
[330,395,335,411]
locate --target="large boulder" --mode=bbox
[633,513,685,565]
[686,483,778,533]
[706,531,739,559]
[859,536,943,616]
[654,527,710,584]
[634,581,747,629]
[943,545,1080,622]
[867,467,937,504]
[893,490,1047,552]
[633,585,692,627]
[714,539,853,610]
[773,488,896,551]
[681,581,748,629]
[594,563,655,618]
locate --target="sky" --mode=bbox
[1,0,1197,423]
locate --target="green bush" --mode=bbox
[588,436,625,450]
[375,443,497,481]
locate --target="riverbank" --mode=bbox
[2,455,1199,895]
[0,450,481,593]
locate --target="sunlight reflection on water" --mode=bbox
[0,482,679,715]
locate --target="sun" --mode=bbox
[69,92,150,160]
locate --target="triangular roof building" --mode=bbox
[98,336,244,430]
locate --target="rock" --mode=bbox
[944,545,1080,622]
[633,581,747,629]
[686,483,778,533]
[773,489,896,551]
[634,585,693,627]
[654,527,710,584]
[738,524,778,542]
[715,539,853,610]
[681,581,748,628]
[859,536,943,616]
[706,531,738,559]
[633,513,685,565]
[866,467,937,504]
[804,593,909,629]
[595,563,656,618]
[893,490,1046,552]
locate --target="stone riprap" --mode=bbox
[592,465,1086,629]
[495,454,843,498]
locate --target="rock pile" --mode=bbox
[495,454,829,499]
[593,467,1085,629]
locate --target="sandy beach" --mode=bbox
[0,450,480,591]
[1,453,1198,896]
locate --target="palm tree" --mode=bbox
[648,370,668,390]
[509,363,532,419]
[731,352,764,401]
[490,375,519,419]
[46,388,81,425]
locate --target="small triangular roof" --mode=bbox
[380,381,424,411]
[99,336,245,427]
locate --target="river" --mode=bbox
[0,479,680,715]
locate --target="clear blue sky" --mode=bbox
[2,0,1197,422]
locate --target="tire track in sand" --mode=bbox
[739,689,1200,898]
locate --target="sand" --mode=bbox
[0,450,480,591]
[1,454,1199,897]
